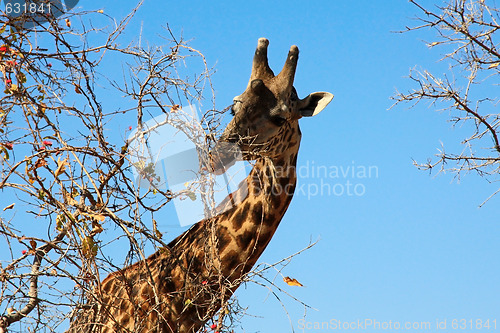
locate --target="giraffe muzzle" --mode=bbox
[208,142,241,175]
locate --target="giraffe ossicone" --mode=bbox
[68,37,333,333]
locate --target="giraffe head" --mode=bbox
[210,38,333,174]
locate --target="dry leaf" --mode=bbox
[92,214,105,222]
[38,103,46,115]
[152,219,163,239]
[82,236,98,259]
[74,84,82,94]
[54,157,69,178]
[91,220,104,234]
[283,276,304,287]
[35,158,48,169]
[63,189,78,206]
[28,239,37,255]
[65,18,71,28]
[82,212,105,222]
[3,203,14,211]
[488,62,499,69]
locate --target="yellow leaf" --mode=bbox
[186,191,196,201]
[65,18,71,28]
[9,84,18,92]
[82,236,98,259]
[97,9,104,13]
[488,62,499,69]
[152,219,162,239]
[54,157,69,178]
[38,103,46,114]
[283,276,304,287]
[184,299,192,306]
[56,214,66,231]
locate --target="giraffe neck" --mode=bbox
[88,126,303,333]
[211,128,300,280]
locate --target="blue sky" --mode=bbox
[3,0,500,332]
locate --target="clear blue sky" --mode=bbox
[4,0,500,332]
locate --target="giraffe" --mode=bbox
[67,38,333,333]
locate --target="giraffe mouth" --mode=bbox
[208,142,241,175]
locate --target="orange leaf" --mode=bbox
[283,276,304,287]
[3,203,14,211]
[34,158,48,169]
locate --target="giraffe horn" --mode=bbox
[277,45,299,88]
[250,38,274,80]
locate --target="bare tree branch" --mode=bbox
[392,0,500,204]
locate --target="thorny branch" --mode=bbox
[392,0,500,205]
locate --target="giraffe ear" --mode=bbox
[298,92,334,117]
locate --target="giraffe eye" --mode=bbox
[270,116,287,126]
